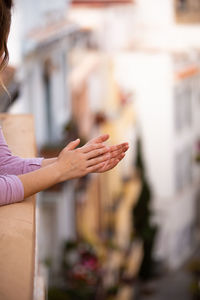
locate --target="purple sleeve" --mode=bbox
[0,175,24,206]
[0,127,44,175]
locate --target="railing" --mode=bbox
[0,114,43,300]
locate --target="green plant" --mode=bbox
[132,138,157,280]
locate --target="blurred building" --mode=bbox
[128,0,200,269]
[113,49,200,268]
[69,0,200,270]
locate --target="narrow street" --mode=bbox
[137,269,192,300]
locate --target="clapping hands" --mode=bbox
[56,134,129,182]
[85,134,129,173]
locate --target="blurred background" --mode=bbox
[1,0,200,299]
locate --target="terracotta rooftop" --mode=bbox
[72,0,134,7]
[175,65,200,80]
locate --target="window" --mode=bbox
[43,60,54,143]
[176,0,188,11]
[175,147,193,192]
[174,79,192,132]
[195,75,200,106]
[175,0,200,23]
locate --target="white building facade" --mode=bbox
[69,0,200,268]
[113,49,200,268]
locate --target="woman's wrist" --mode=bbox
[41,157,57,168]
[50,160,66,183]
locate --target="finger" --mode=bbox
[110,148,124,158]
[93,152,125,172]
[99,158,117,170]
[87,134,110,145]
[108,152,125,164]
[86,146,109,159]
[96,158,119,173]
[108,145,128,155]
[80,143,105,154]
[87,161,106,173]
[109,147,127,159]
[117,152,126,160]
[86,152,111,167]
[65,139,80,151]
[104,159,119,171]
[109,143,129,152]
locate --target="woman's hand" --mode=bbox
[95,142,129,173]
[85,134,129,173]
[18,135,129,199]
[56,138,112,181]
[42,134,129,173]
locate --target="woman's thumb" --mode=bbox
[65,138,80,150]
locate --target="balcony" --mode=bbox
[0,114,44,300]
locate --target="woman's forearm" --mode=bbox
[18,162,61,199]
[18,139,109,199]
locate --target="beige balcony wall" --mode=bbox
[0,114,38,300]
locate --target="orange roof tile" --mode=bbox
[175,65,199,80]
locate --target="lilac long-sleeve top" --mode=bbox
[0,126,44,206]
